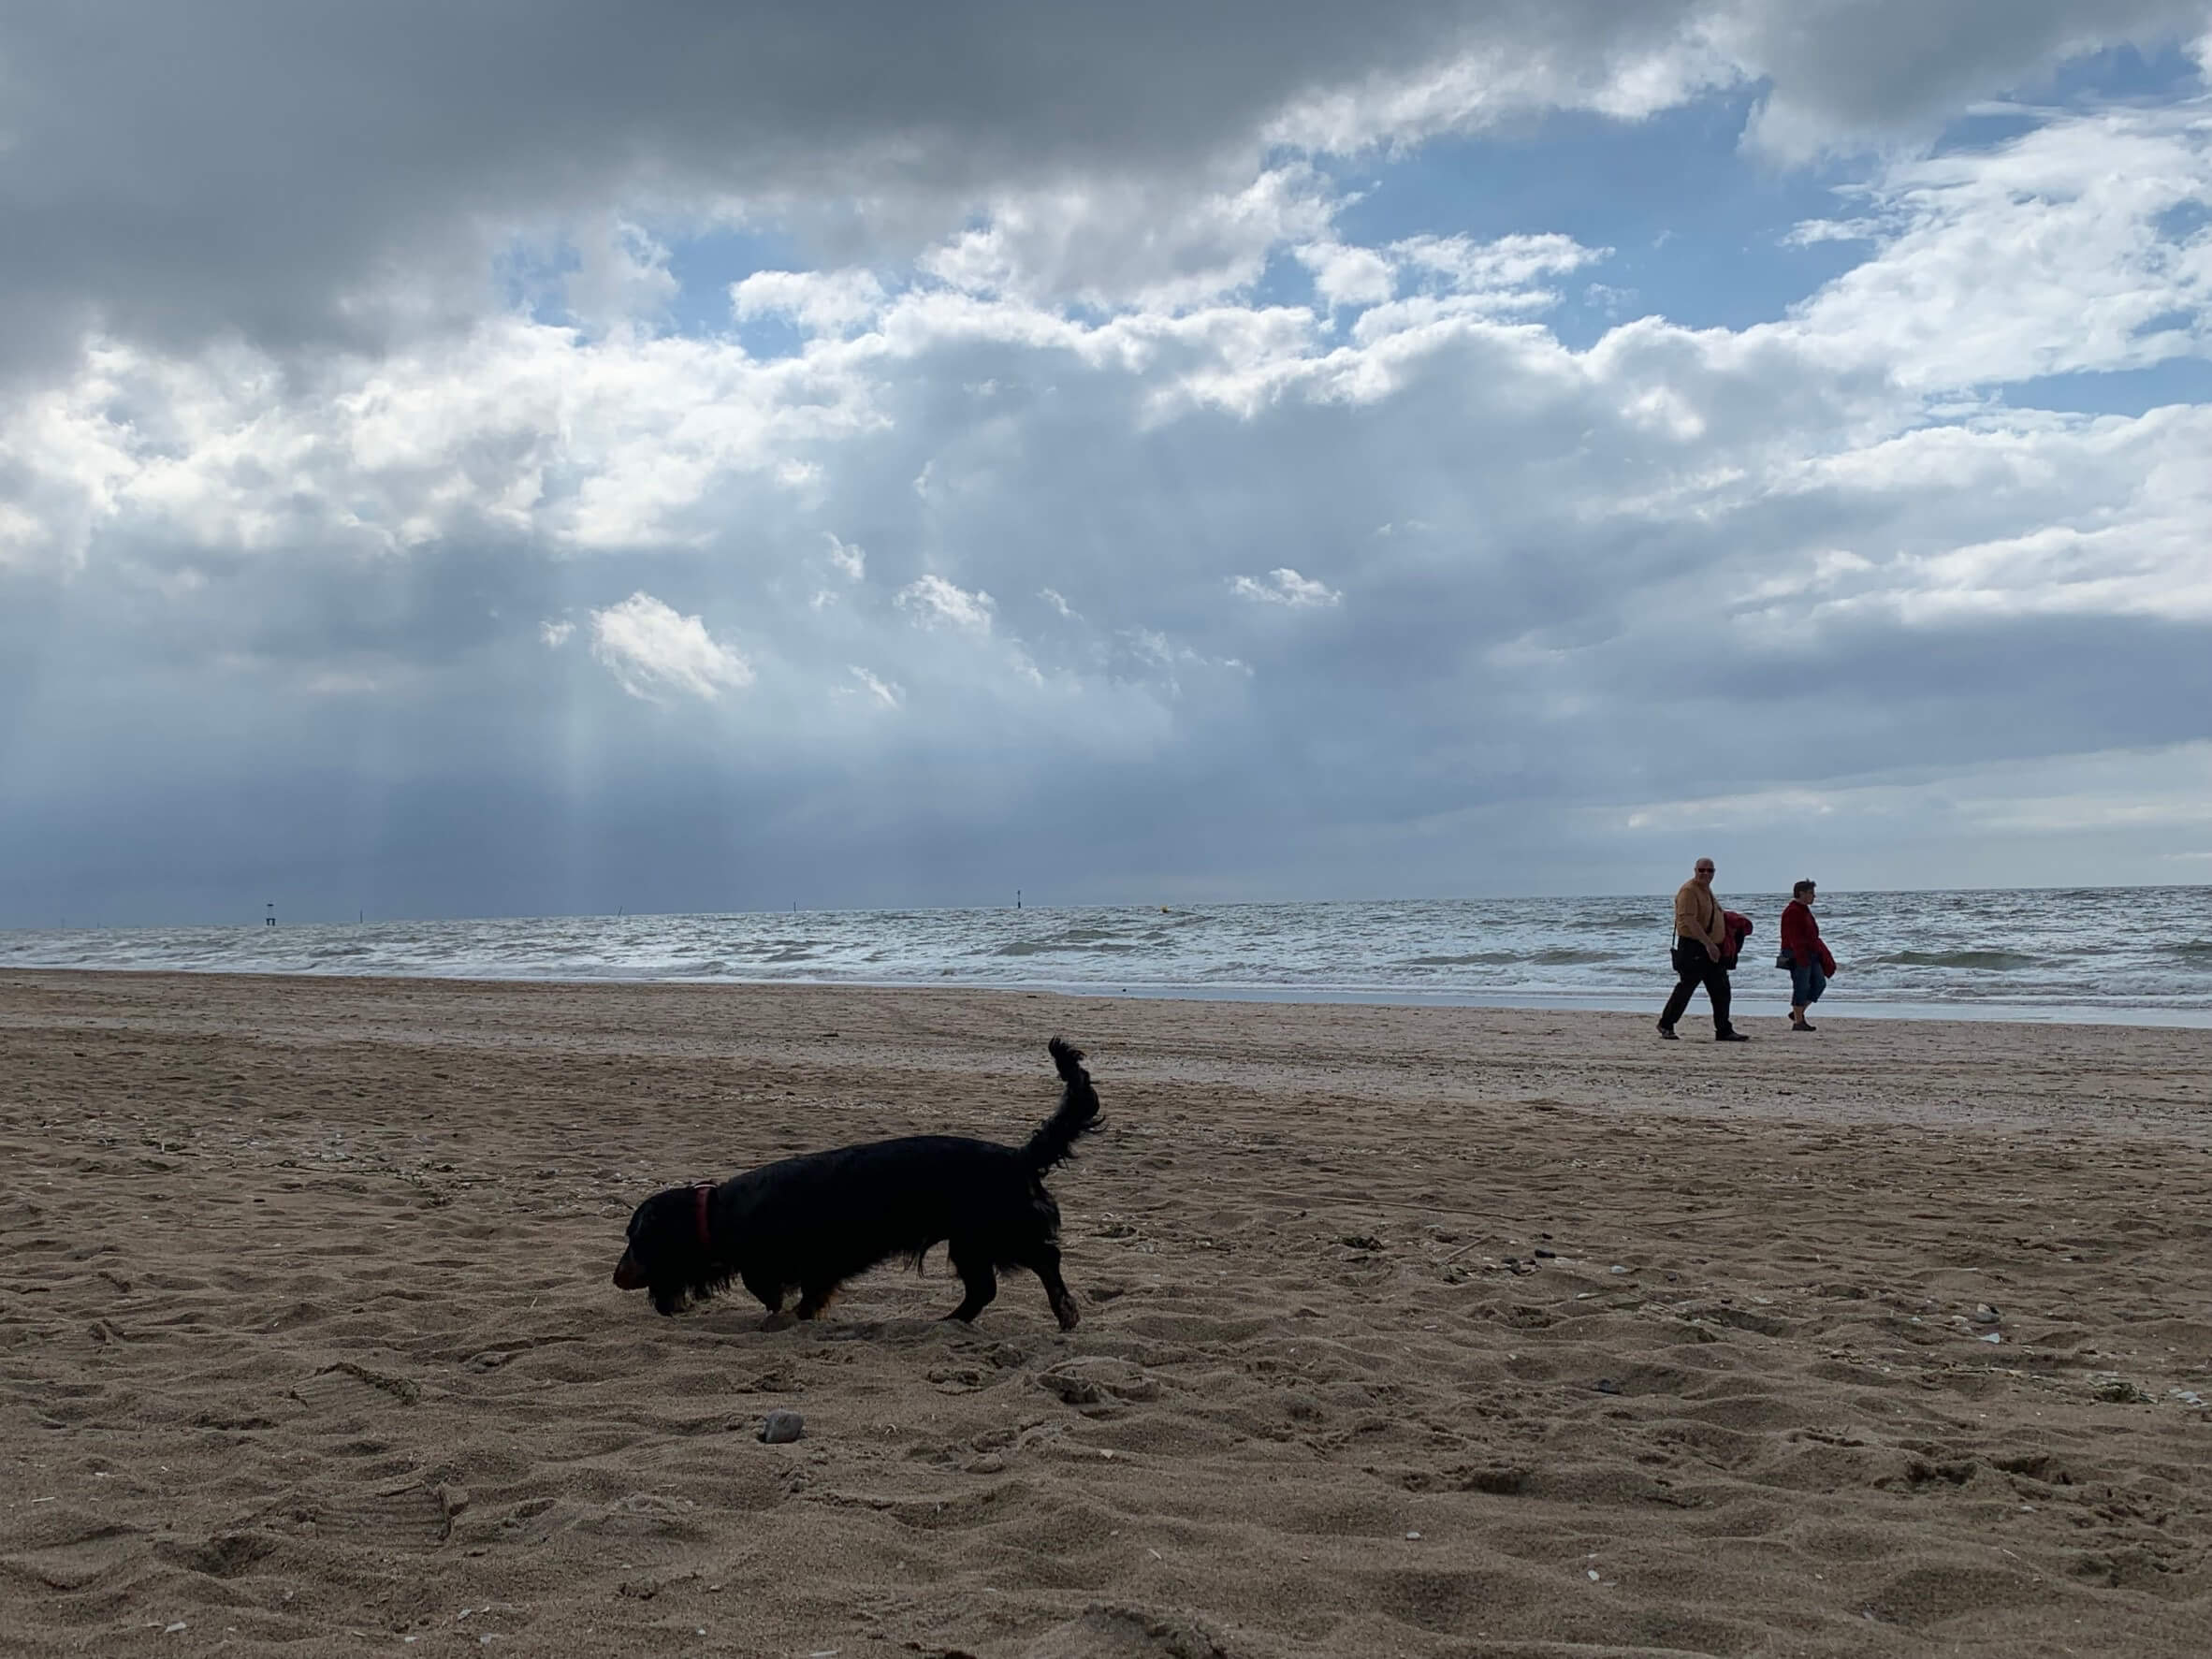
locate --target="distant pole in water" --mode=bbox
[1016,889,1022,910]
[265,903,276,928]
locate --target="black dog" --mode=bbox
[613,1038,1101,1330]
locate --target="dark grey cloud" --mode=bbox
[1724,0,2211,153]
[0,1,1518,371]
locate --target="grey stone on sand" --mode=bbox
[759,1410,805,1444]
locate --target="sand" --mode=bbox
[2,970,2208,1658]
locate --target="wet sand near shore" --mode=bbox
[2,969,2207,1656]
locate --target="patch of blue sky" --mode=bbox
[1997,358,2212,418]
[661,224,807,345]
[1928,106,2048,152]
[1245,249,1323,315]
[726,312,809,359]
[2155,200,2211,240]
[2137,308,2203,338]
[492,238,582,326]
[1302,48,2205,355]
[1933,43,2206,155]
[2027,40,2205,106]
[1313,93,1865,349]
[1059,298,1120,331]
[493,223,809,354]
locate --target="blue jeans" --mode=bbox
[1791,961,1827,1008]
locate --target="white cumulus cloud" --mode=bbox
[588,591,753,702]
[732,269,888,336]
[846,664,904,707]
[895,573,997,633]
[1231,568,1343,608]
[1297,240,1397,312]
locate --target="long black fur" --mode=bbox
[612,1037,1101,1330]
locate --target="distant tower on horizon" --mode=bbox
[265,903,276,928]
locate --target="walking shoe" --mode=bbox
[1715,1030,1751,1042]
[1792,1020,1818,1032]
[1656,1023,1678,1040]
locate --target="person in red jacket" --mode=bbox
[1780,879,1838,1031]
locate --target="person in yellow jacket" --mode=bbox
[1658,856,1749,1041]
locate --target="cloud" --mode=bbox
[1392,232,1608,298]
[1260,24,1745,153]
[1781,102,2212,389]
[895,574,996,633]
[845,664,904,708]
[588,591,753,702]
[1611,740,2212,840]
[1717,0,2212,161]
[1297,241,1395,312]
[1231,569,1344,608]
[918,166,1339,310]
[733,269,887,335]
[0,318,893,576]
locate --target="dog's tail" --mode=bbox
[1023,1038,1102,1172]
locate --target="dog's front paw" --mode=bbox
[1053,1293,1080,1332]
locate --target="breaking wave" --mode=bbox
[1878,950,2043,971]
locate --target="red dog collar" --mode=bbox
[692,1182,714,1249]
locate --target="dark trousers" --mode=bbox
[1661,943,1734,1035]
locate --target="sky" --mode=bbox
[3,1,2211,925]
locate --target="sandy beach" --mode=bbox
[2,969,2207,1657]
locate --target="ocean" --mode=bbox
[5,886,2210,1026]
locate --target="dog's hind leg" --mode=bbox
[942,1239,997,1322]
[793,1283,839,1321]
[1017,1242,1080,1332]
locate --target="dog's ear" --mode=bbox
[616,1186,715,1316]
[612,1188,675,1295]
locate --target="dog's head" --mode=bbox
[612,1184,723,1316]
